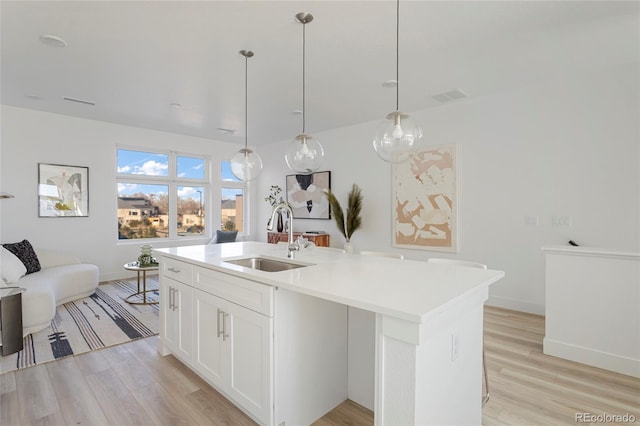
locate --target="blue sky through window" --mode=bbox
[221,161,239,182]
[221,160,242,201]
[178,156,205,179]
[117,149,210,198]
[118,183,205,201]
[117,150,241,201]
[117,182,168,197]
[117,149,168,176]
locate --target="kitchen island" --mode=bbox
[154,242,505,425]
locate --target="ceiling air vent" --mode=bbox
[63,97,95,106]
[432,89,468,103]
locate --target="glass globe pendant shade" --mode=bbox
[230,148,263,181]
[372,111,423,163]
[284,133,324,174]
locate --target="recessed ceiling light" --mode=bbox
[217,128,237,135]
[382,80,398,88]
[291,109,303,115]
[170,103,182,109]
[39,34,67,47]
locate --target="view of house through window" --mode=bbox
[118,184,169,239]
[178,186,205,236]
[117,149,208,240]
[221,161,245,232]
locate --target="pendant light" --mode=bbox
[373,0,423,163]
[230,50,263,182]
[285,12,325,175]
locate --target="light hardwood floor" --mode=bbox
[482,307,639,425]
[1,306,638,425]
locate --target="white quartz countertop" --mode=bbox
[542,245,640,260]
[154,242,505,324]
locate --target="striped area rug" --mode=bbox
[1,278,159,374]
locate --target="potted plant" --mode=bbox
[265,185,285,232]
[324,184,363,253]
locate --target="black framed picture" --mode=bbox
[286,171,331,219]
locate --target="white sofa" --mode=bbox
[1,247,99,336]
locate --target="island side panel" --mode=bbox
[348,307,376,410]
[274,288,348,426]
[375,287,488,425]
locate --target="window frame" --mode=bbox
[116,146,211,243]
[220,160,248,235]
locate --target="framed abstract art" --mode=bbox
[286,171,331,219]
[392,145,457,252]
[38,163,89,217]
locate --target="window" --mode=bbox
[221,161,245,232]
[117,149,209,240]
[177,185,205,236]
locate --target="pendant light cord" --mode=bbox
[302,20,306,134]
[396,0,400,112]
[244,54,248,151]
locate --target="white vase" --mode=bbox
[343,239,354,254]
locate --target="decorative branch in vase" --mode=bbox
[265,185,285,232]
[324,184,363,253]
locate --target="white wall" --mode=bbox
[2,64,637,313]
[256,64,640,314]
[0,106,258,281]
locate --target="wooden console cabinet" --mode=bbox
[267,231,329,247]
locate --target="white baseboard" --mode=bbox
[543,338,640,378]
[486,296,544,316]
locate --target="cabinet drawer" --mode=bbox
[194,266,273,317]
[161,258,193,285]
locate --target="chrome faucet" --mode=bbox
[267,202,299,258]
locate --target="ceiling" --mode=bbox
[2,1,639,147]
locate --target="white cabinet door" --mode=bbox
[193,288,225,389]
[162,277,192,363]
[165,263,274,426]
[226,301,273,425]
[160,277,178,353]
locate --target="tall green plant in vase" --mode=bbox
[324,184,363,253]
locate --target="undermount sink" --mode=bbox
[223,256,310,272]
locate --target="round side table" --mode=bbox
[123,262,159,305]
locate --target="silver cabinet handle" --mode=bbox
[223,312,230,342]
[217,309,224,338]
[170,287,177,311]
[173,287,178,311]
[167,267,181,273]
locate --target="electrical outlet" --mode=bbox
[552,216,572,227]
[451,333,459,362]
[525,216,539,226]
